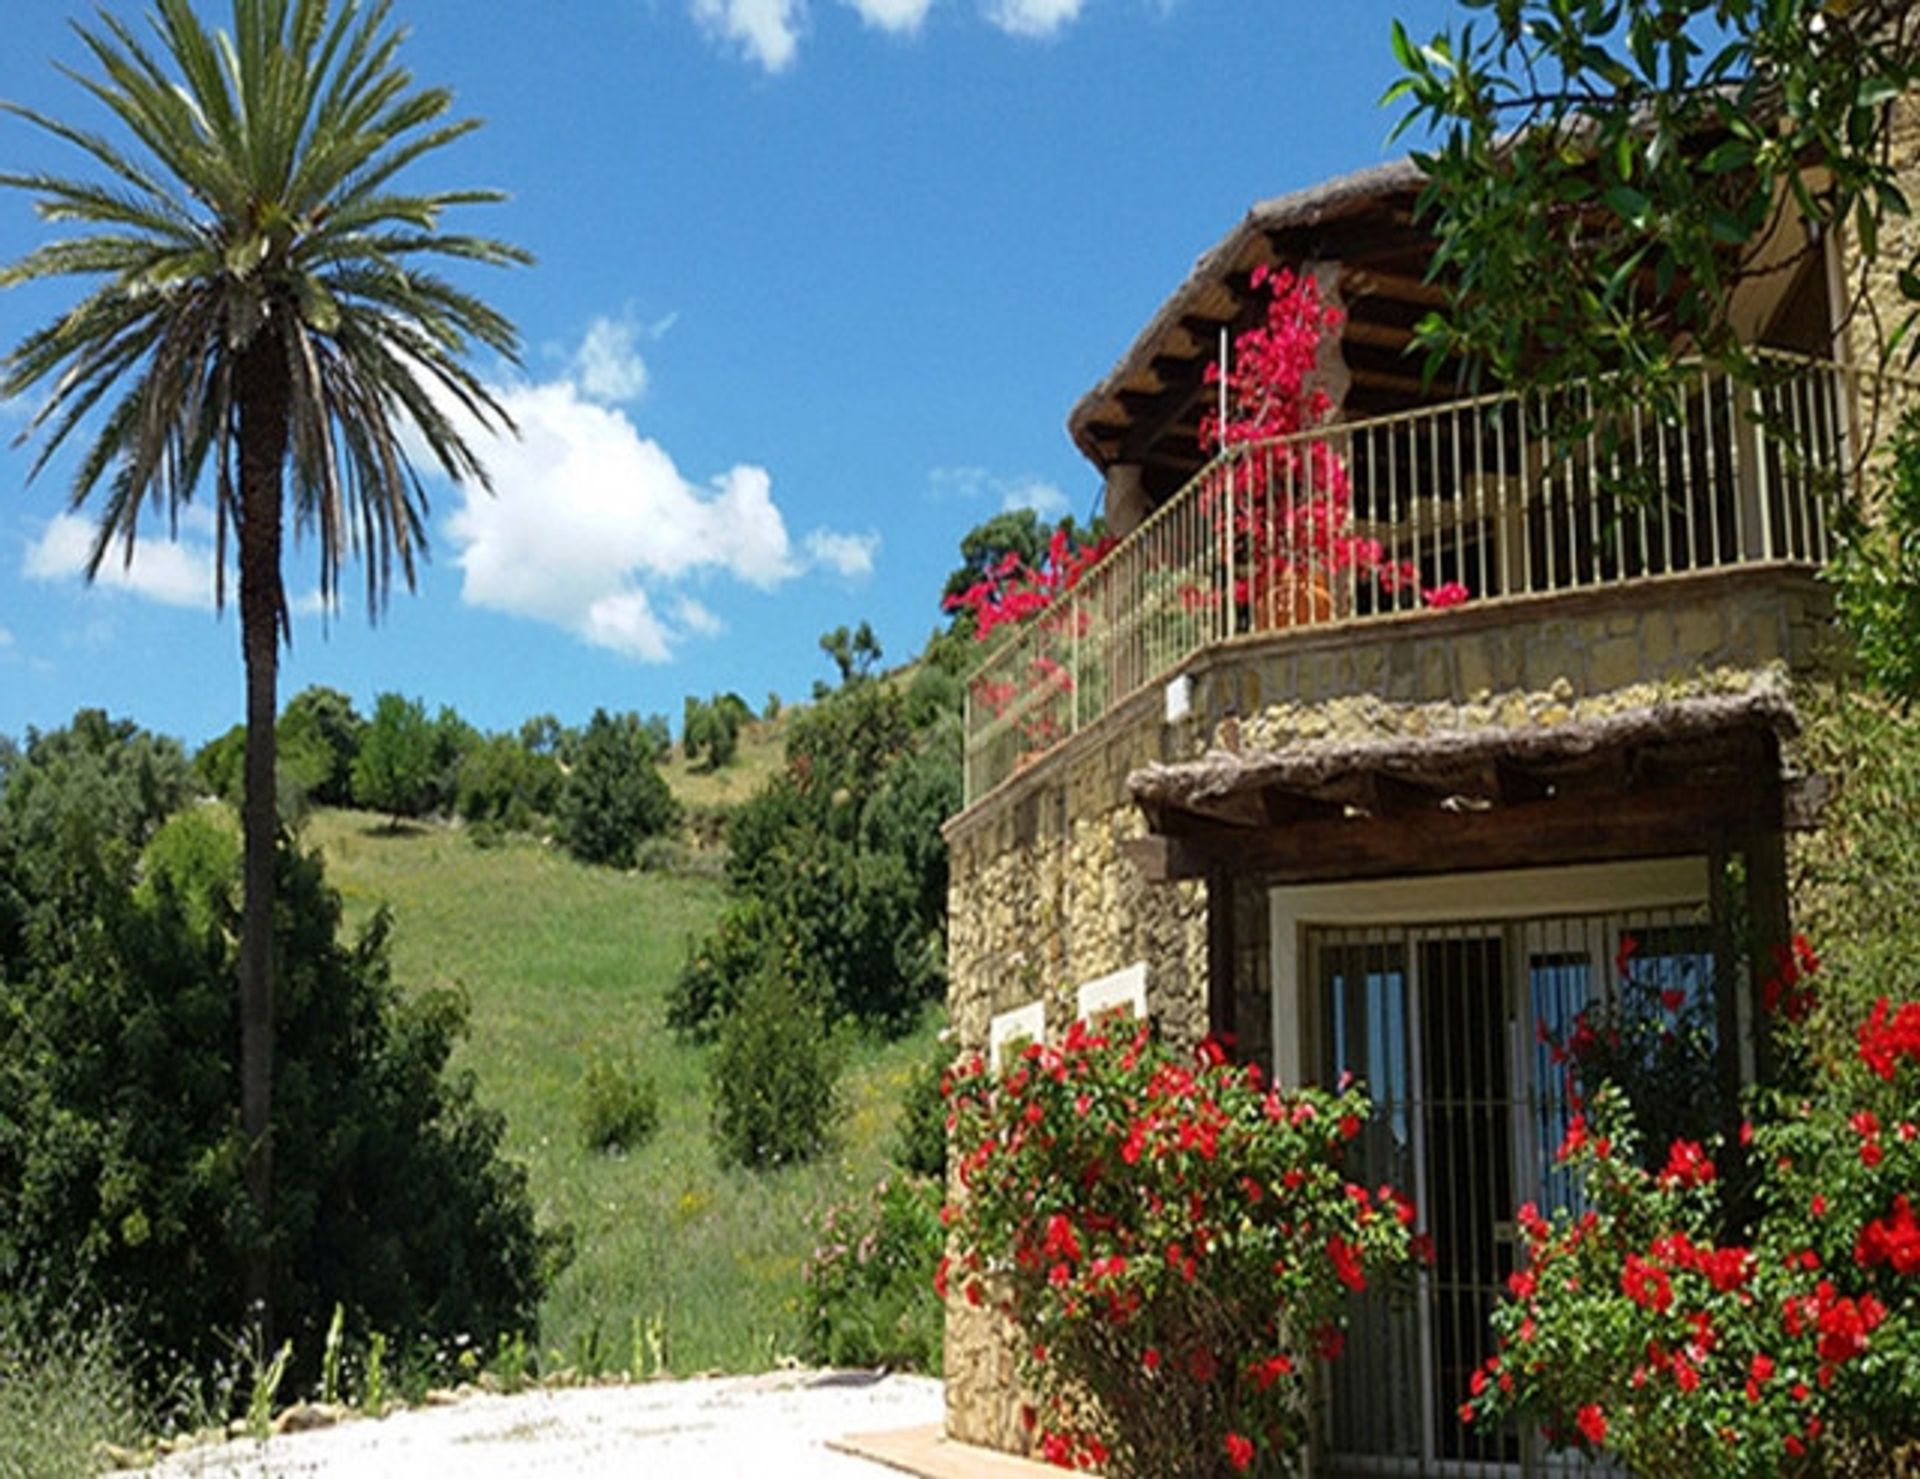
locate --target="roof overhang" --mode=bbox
[1066,158,1435,477]
[1124,686,1824,886]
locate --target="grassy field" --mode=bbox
[655,710,790,813]
[306,807,940,1376]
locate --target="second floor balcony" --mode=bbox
[962,352,1915,805]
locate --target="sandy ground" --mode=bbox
[121,1370,945,1478]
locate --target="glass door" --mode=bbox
[1308,906,1708,1477]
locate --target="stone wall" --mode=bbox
[1197,568,1838,754]
[939,566,1837,1450]
[1842,86,1920,379]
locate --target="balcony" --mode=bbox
[962,353,1916,805]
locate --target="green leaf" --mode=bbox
[1604,185,1651,224]
[295,274,341,334]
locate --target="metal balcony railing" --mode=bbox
[962,353,1920,805]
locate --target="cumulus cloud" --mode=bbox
[23,513,216,609]
[983,0,1084,38]
[842,0,935,32]
[691,0,804,71]
[804,527,881,578]
[998,476,1069,518]
[447,381,799,660]
[570,316,651,404]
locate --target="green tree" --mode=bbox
[0,0,526,1326]
[682,692,748,771]
[558,709,677,868]
[1388,0,1920,405]
[818,620,883,688]
[279,685,363,806]
[0,717,555,1392]
[351,693,438,824]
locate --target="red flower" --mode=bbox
[1327,1235,1367,1292]
[1141,1347,1161,1372]
[1576,1404,1607,1445]
[1859,996,1920,1081]
[1856,1194,1920,1275]
[1224,1432,1255,1473]
[1187,1346,1218,1383]
[1621,1254,1674,1313]
[933,1255,951,1300]
[1614,934,1639,980]
[1658,1139,1716,1189]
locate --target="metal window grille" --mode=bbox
[1305,904,1711,1477]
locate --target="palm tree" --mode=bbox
[0,0,527,1329]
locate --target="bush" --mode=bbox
[710,972,839,1169]
[456,732,562,832]
[0,711,561,1396]
[946,1021,1417,1478]
[558,709,677,869]
[891,1038,949,1180]
[579,1051,660,1153]
[802,1174,944,1371]
[1462,949,1920,1474]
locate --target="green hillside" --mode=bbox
[307,807,941,1374]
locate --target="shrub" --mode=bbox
[456,732,562,831]
[946,1022,1418,1477]
[579,1051,660,1153]
[1461,951,1920,1474]
[891,1038,950,1180]
[558,708,677,869]
[710,971,839,1169]
[0,711,560,1396]
[802,1174,944,1371]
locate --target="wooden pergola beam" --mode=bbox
[1124,781,1785,886]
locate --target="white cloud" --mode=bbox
[691,0,804,71]
[0,626,11,648]
[673,595,727,637]
[570,316,651,404]
[447,379,809,662]
[999,476,1069,518]
[842,0,935,32]
[23,513,216,609]
[984,0,1083,37]
[804,527,881,578]
[929,465,1075,520]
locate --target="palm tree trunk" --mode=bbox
[237,335,290,1342]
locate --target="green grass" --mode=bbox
[305,808,939,1375]
[0,1309,141,1479]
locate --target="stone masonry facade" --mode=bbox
[941,565,1838,1449]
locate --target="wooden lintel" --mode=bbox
[1352,770,1451,818]
[1259,787,1348,826]
[1491,757,1553,804]
[1130,782,1781,885]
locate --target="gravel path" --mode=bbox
[122,1371,944,1478]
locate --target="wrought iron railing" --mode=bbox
[962,353,1920,805]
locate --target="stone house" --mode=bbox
[940,132,1919,1473]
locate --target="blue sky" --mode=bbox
[0,0,1461,748]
